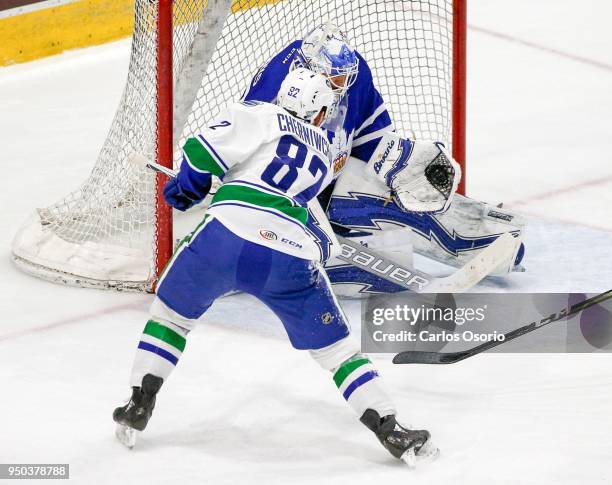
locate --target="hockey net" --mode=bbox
[11,0,466,292]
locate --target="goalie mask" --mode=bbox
[277,68,335,126]
[299,21,360,100]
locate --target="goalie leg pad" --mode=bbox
[328,157,525,277]
[323,227,415,297]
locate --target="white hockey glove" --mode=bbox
[367,133,461,213]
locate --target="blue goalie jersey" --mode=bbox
[243,40,393,177]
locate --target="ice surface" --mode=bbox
[0,1,611,483]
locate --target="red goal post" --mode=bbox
[156,0,175,288]
[452,0,467,196]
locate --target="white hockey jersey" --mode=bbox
[181,101,335,261]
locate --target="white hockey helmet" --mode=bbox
[277,68,335,125]
[299,21,360,98]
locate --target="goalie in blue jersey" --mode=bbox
[244,21,390,175]
[113,68,438,466]
[243,22,525,295]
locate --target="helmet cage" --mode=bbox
[298,23,360,99]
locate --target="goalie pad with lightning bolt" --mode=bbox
[327,155,526,287]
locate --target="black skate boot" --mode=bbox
[113,374,163,448]
[360,409,439,467]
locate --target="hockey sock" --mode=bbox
[332,354,396,418]
[129,319,189,387]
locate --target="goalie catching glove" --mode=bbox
[368,132,461,214]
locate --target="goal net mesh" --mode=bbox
[12,0,455,291]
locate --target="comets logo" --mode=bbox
[259,229,278,241]
[333,151,348,174]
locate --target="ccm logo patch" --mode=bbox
[281,238,303,249]
[259,229,278,241]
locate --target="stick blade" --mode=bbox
[426,232,517,293]
[393,350,467,365]
[127,152,149,168]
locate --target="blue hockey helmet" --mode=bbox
[299,21,360,99]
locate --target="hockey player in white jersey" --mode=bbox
[113,68,438,466]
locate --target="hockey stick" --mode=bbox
[129,153,515,293]
[392,289,612,364]
[130,154,178,179]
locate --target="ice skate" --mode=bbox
[360,409,439,468]
[113,374,163,448]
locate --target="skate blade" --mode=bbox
[115,423,139,449]
[401,439,440,468]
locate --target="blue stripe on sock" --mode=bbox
[138,341,179,365]
[342,371,379,400]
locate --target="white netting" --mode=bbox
[181,0,453,155]
[12,0,456,292]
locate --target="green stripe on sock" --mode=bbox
[211,184,308,225]
[143,320,186,352]
[333,357,371,388]
[183,137,225,177]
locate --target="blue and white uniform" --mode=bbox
[154,101,349,350]
[124,96,399,434]
[243,40,392,176]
